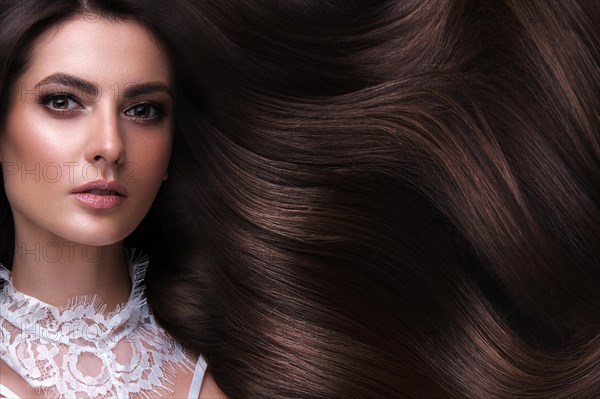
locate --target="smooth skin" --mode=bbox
[0,16,225,399]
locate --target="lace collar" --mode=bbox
[0,250,194,398]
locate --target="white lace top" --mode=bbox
[0,251,206,398]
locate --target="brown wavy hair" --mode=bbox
[153,1,600,397]
[2,1,600,398]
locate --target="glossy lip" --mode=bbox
[71,180,128,197]
[71,180,128,209]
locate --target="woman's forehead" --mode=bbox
[23,16,173,92]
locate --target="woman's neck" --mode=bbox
[9,238,132,313]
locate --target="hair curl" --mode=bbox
[151,1,600,398]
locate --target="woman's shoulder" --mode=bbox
[164,355,228,399]
[198,368,229,399]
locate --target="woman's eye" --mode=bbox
[43,94,82,111]
[124,103,161,120]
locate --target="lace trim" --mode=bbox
[0,250,194,399]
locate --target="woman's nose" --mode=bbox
[84,107,126,172]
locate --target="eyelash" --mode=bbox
[36,93,166,124]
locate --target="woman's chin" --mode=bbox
[55,228,131,249]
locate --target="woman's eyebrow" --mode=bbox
[34,73,172,99]
[34,73,98,96]
[123,83,172,99]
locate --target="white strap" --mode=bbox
[188,354,208,399]
[0,384,22,399]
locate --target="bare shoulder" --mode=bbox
[0,359,44,398]
[199,368,229,399]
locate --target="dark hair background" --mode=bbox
[2,1,600,398]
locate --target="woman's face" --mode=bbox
[0,16,174,247]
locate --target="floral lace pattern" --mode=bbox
[0,251,194,398]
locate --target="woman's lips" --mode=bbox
[72,180,128,196]
[72,192,126,209]
[71,180,128,209]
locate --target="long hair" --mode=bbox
[2,1,600,398]
[147,0,600,398]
